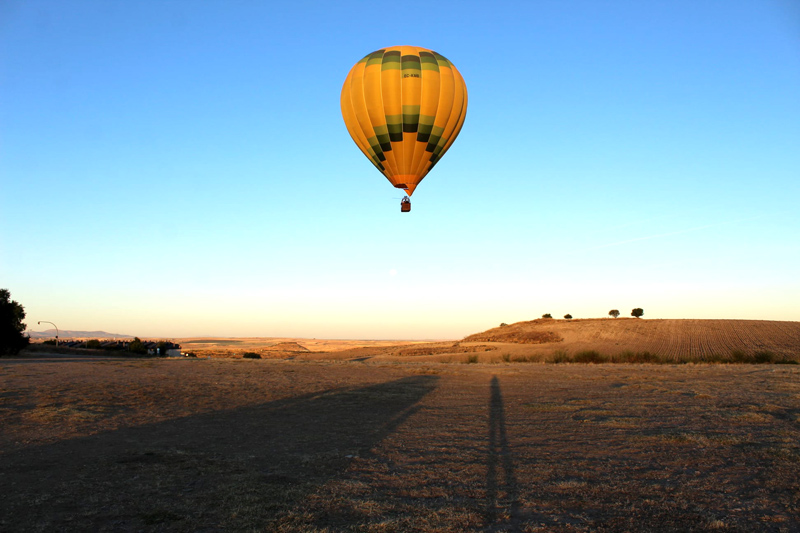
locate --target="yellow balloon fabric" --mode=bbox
[341,46,468,196]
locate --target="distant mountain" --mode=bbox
[28,329,134,339]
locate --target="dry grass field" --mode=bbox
[2,355,799,532]
[32,319,800,365]
[161,319,800,364]
[173,337,428,359]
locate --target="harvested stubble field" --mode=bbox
[1,355,799,532]
[173,338,429,360]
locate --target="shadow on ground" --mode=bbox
[0,375,439,531]
[485,376,520,530]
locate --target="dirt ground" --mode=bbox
[1,355,799,532]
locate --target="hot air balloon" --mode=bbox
[341,46,468,212]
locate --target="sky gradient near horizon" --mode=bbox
[2,0,799,339]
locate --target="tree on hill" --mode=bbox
[542,313,552,319]
[1,289,30,355]
[609,309,620,318]
[564,314,573,320]
[631,308,644,318]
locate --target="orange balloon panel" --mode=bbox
[341,46,468,196]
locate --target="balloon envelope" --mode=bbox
[341,46,468,196]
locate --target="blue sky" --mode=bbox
[1,0,798,339]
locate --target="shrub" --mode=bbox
[85,339,102,349]
[574,350,607,363]
[753,351,775,363]
[612,350,634,363]
[564,314,572,320]
[635,351,660,363]
[499,322,508,327]
[242,352,261,359]
[549,350,570,363]
[730,349,751,363]
[466,354,479,364]
[542,313,553,319]
[613,350,661,363]
[725,350,778,364]
[502,353,511,362]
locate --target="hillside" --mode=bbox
[462,318,800,359]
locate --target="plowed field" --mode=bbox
[458,318,800,362]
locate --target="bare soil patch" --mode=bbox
[2,356,799,531]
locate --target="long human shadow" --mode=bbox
[485,375,520,530]
[0,374,439,531]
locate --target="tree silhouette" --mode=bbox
[609,309,620,318]
[1,289,30,355]
[631,308,644,318]
[128,337,148,355]
[542,313,552,319]
[564,314,573,320]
